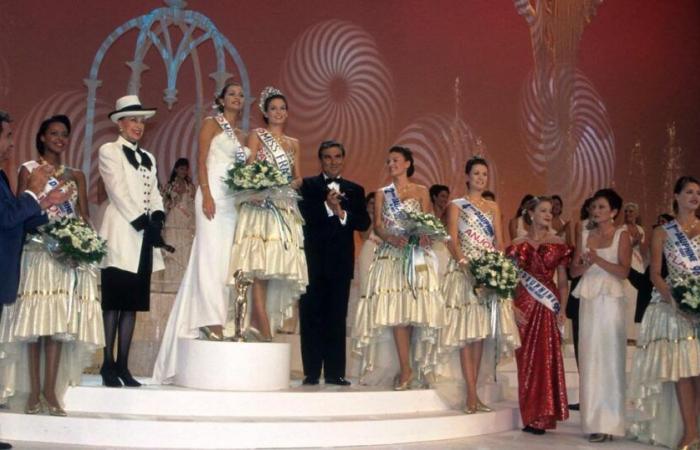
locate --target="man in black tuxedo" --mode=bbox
[298,140,371,386]
[0,110,69,450]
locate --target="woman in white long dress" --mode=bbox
[152,82,248,383]
[570,188,631,442]
[628,176,700,450]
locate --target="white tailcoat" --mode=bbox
[98,136,164,273]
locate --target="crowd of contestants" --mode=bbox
[0,80,698,450]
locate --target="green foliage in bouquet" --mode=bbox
[42,218,107,266]
[670,273,700,317]
[469,250,519,299]
[401,209,448,240]
[224,160,288,191]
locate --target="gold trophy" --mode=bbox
[231,269,253,342]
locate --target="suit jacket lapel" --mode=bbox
[0,170,11,198]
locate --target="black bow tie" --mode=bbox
[325,177,341,185]
[122,145,153,171]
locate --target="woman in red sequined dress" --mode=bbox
[506,196,571,434]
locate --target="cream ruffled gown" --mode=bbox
[228,142,308,334]
[0,161,104,406]
[628,229,700,447]
[352,197,446,384]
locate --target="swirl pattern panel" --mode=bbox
[14,90,113,201]
[520,66,614,205]
[391,114,498,193]
[279,19,395,177]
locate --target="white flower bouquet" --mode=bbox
[224,160,288,191]
[40,218,107,267]
[399,209,449,242]
[670,273,700,318]
[469,250,519,299]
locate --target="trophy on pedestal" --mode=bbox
[231,269,253,342]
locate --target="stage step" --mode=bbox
[2,382,518,448]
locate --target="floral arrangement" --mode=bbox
[670,273,700,317]
[224,160,288,191]
[399,209,449,241]
[469,250,519,299]
[41,218,107,267]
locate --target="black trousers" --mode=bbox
[299,273,351,380]
[566,277,581,367]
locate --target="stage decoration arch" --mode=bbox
[279,19,395,177]
[82,0,251,188]
[515,0,614,209]
[13,90,113,202]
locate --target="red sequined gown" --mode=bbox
[506,242,571,430]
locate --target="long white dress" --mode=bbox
[623,224,646,341]
[628,225,700,448]
[152,130,248,384]
[573,227,627,436]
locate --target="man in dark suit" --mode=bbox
[298,140,371,386]
[0,110,68,450]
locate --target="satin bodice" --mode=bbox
[382,197,421,232]
[207,131,248,168]
[573,227,626,299]
[507,242,571,287]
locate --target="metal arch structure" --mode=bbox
[82,0,251,181]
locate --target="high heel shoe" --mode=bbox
[678,437,700,450]
[24,396,43,414]
[463,404,477,414]
[588,433,613,443]
[199,326,223,341]
[100,362,122,388]
[476,399,492,412]
[116,366,142,387]
[244,327,272,343]
[393,373,413,391]
[42,395,67,417]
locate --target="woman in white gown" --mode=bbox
[570,188,631,442]
[152,82,248,383]
[628,176,700,450]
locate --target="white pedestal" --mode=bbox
[174,339,291,391]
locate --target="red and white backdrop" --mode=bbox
[0,0,698,227]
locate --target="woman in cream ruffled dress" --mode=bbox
[438,156,520,413]
[229,86,307,340]
[629,176,700,450]
[0,115,103,415]
[353,146,445,390]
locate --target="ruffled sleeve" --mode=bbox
[505,242,529,270]
[557,244,573,268]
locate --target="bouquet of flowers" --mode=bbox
[40,218,107,267]
[399,209,449,242]
[469,250,519,299]
[670,273,700,318]
[224,160,288,192]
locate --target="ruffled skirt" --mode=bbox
[628,296,700,448]
[229,198,308,333]
[0,244,104,405]
[352,243,446,382]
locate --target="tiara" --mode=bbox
[258,86,284,114]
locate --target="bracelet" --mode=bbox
[200,183,209,187]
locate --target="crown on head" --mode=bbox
[258,86,284,114]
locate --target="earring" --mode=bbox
[119,128,123,132]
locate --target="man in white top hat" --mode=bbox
[98,95,170,388]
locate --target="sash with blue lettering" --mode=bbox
[214,113,247,164]
[452,198,495,250]
[663,220,700,276]
[256,129,293,181]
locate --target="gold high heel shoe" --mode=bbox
[678,437,700,450]
[463,404,477,414]
[393,373,413,391]
[42,394,67,417]
[24,395,43,415]
[244,327,272,343]
[588,433,613,443]
[199,326,223,341]
[476,399,492,412]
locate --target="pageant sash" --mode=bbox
[214,113,247,164]
[520,270,561,314]
[45,176,76,218]
[453,198,495,251]
[663,220,700,276]
[256,129,292,181]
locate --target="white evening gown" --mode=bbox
[573,227,627,436]
[152,131,248,384]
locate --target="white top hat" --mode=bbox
[108,95,157,123]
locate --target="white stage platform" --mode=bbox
[0,376,517,449]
